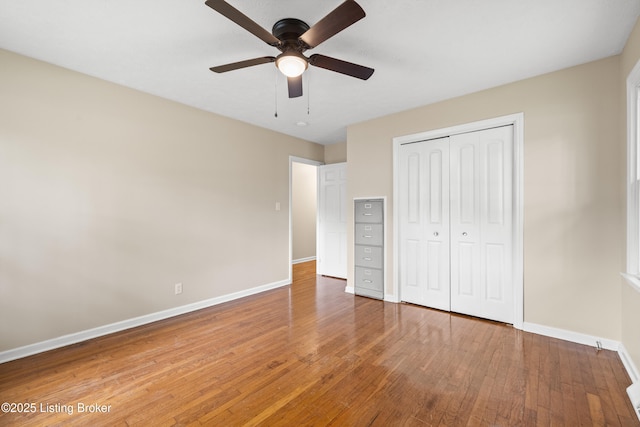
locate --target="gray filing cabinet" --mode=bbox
[354,199,384,299]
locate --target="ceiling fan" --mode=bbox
[206,0,374,98]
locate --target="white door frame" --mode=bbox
[289,156,323,284]
[392,113,524,329]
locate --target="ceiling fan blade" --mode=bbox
[205,0,281,47]
[299,0,365,48]
[210,56,276,73]
[288,76,303,98]
[309,54,374,80]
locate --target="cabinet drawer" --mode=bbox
[355,267,383,293]
[354,200,383,223]
[355,245,383,268]
[356,286,383,300]
[355,223,383,246]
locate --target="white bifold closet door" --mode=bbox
[399,126,513,323]
[399,137,451,311]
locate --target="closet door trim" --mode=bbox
[392,113,524,330]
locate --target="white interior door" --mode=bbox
[399,138,450,310]
[398,126,514,324]
[317,163,347,278]
[449,126,513,323]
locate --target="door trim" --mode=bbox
[392,113,524,329]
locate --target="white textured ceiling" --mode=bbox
[1,0,639,144]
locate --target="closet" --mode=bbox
[398,125,514,323]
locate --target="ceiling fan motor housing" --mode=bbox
[272,18,311,52]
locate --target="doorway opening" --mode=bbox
[289,157,322,282]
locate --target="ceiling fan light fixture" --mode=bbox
[276,53,308,77]
[206,0,373,98]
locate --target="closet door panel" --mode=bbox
[485,243,506,300]
[428,150,445,224]
[450,136,481,314]
[480,129,513,323]
[402,238,421,302]
[424,140,450,311]
[399,138,450,310]
[427,240,446,292]
[399,147,424,304]
[450,126,513,323]
[457,144,477,225]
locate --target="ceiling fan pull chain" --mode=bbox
[307,71,310,116]
[274,68,279,118]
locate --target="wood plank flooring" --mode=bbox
[0,261,637,426]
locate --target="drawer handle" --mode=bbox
[363,279,373,283]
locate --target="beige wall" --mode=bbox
[621,19,640,375]
[324,141,347,164]
[0,49,324,351]
[292,162,317,261]
[348,55,623,340]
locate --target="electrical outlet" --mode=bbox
[174,283,183,295]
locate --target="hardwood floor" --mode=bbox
[0,261,637,426]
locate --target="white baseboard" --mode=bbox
[292,256,316,265]
[619,343,640,384]
[384,294,400,303]
[523,322,620,351]
[0,278,290,364]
